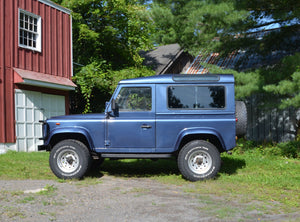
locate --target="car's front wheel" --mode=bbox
[49,139,92,179]
[178,140,221,181]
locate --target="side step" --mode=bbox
[101,153,173,159]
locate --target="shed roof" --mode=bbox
[140,44,183,74]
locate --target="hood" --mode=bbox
[47,113,106,121]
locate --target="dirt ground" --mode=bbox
[0,176,299,222]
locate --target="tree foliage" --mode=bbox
[73,64,154,113]
[52,0,155,113]
[203,64,261,99]
[58,0,154,68]
[150,0,299,56]
[150,0,249,55]
[263,53,300,109]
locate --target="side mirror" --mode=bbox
[106,99,119,117]
[111,99,116,111]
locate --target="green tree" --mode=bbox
[263,53,300,108]
[203,65,261,99]
[52,0,155,113]
[149,0,249,55]
[150,0,299,56]
[73,64,154,113]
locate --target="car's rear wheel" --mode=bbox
[178,140,221,181]
[49,139,92,179]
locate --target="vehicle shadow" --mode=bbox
[219,155,246,175]
[86,155,246,179]
[86,158,179,178]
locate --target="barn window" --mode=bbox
[18,9,41,52]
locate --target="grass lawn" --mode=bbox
[0,147,299,215]
[0,151,55,180]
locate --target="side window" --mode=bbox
[116,87,152,112]
[168,86,225,109]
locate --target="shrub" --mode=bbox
[234,138,257,154]
[234,139,300,159]
[277,141,300,159]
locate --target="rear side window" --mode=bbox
[168,86,225,109]
[116,87,152,111]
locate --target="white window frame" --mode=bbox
[18,9,42,52]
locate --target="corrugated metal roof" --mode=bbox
[186,51,243,74]
[186,28,299,74]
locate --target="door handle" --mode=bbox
[141,124,152,129]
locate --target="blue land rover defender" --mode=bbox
[39,74,246,181]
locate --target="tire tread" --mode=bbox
[178,140,221,181]
[49,139,92,179]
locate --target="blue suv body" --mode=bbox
[39,74,237,181]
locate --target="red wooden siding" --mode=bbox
[0,0,72,143]
[15,0,72,77]
[0,0,4,142]
[0,0,15,143]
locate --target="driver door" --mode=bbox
[106,85,155,151]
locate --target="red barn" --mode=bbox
[0,0,75,153]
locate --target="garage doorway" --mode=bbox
[15,89,65,151]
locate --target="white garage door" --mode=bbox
[15,89,65,152]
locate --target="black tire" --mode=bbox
[49,139,92,179]
[177,140,221,181]
[236,100,247,137]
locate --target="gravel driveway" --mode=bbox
[0,176,299,222]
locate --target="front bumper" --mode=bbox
[38,144,50,151]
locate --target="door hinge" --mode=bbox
[105,140,110,146]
